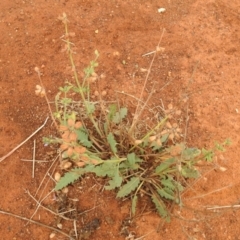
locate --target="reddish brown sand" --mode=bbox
[0,0,240,239]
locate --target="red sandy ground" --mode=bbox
[0,0,240,239]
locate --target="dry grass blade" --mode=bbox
[206,204,240,210]
[32,139,36,178]
[28,189,55,223]
[26,190,72,221]
[134,230,155,240]
[0,117,49,163]
[0,209,74,240]
[186,184,233,200]
[129,28,165,134]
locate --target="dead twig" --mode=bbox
[0,117,49,163]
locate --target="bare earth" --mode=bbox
[0,0,240,239]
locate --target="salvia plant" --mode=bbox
[41,13,230,222]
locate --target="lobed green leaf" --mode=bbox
[151,195,170,221]
[113,107,128,124]
[157,188,175,201]
[107,132,117,154]
[55,168,85,191]
[181,166,199,178]
[117,177,140,198]
[105,168,123,190]
[75,128,92,148]
[155,158,175,174]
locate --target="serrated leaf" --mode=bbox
[117,177,140,198]
[113,108,127,124]
[120,153,142,170]
[107,132,117,154]
[75,128,92,148]
[85,153,103,165]
[155,158,175,174]
[54,168,85,191]
[119,161,140,171]
[157,188,175,200]
[105,168,122,190]
[161,177,175,190]
[90,161,117,177]
[175,181,184,192]
[181,166,199,178]
[127,153,138,165]
[107,104,117,121]
[131,195,138,216]
[127,153,136,165]
[151,195,169,221]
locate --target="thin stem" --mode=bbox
[129,29,165,134]
[36,70,58,130]
[62,20,103,137]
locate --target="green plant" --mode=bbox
[41,13,230,222]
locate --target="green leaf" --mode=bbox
[224,138,231,146]
[113,108,127,124]
[107,132,117,154]
[75,128,92,148]
[60,97,72,105]
[85,101,95,114]
[107,104,117,121]
[72,86,87,94]
[151,195,170,221]
[54,168,85,191]
[155,158,175,174]
[90,162,117,177]
[181,166,199,178]
[119,153,142,171]
[202,148,214,162]
[161,177,175,190]
[127,153,138,165]
[105,168,122,190]
[86,153,103,165]
[59,85,72,93]
[182,147,201,160]
[157,188,175,200]
[117,177,140,198]
[160,134,169,144]
[175,181,184,192]
[131,195,138,216]
[150,141,163,151]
